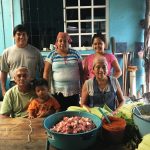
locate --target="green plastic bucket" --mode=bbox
[44,111,102,150]
[132,104,150,137]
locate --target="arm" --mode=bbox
[28,110,35,119]
[111,58,122,79]
[27,100,36,119]
[37,104,54,118]
[82,58,89,83]
[0,96,11,118]
[0,71,8,96]
[50,95,61,112]
[0,114,10,118]
[78,61,84,89]
[43,61,52,89]
[80,82,91,112]
[114,85,125,114]
[38,55,44,78]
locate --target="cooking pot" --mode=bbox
[43,111,102,150]
[142,92,150,103]
[132,92,150,104]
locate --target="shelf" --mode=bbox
[41,50,95,57]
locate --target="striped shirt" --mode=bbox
[45,49,82,97]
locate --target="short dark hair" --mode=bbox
[91,32,105,44]
[13,24,29,36]
[34,78,48,88]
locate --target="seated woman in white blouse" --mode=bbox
[80,56,125,114]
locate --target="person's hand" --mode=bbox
[28,115,35,119]
[37,108,55,118]
[82,105,91,113]
[112,110,118,115]
[37,111,46,118]
[0,114,10,118]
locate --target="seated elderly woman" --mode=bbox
[80,56,125,114]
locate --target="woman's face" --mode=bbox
[92,37,105,54]
[57,37,69,51]
[93,61,108,79]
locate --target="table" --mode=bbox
[0,118,48,150]
[0,118,130,150]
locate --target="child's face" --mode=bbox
[35,85,49,100]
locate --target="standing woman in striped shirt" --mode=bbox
[43,32,83,111]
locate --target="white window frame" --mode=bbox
[63,0,109,50]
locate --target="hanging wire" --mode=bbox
[27,119,33,142]
[20,0,24,23]
[27,0,33,44]
[36,0,41,48]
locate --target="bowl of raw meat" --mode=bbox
[44,111,102,150]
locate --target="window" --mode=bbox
[21,0,64,50]
[63,0,109,50]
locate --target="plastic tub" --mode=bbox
[102,116,126,144]
[132,104,150,137]
[43,111,102,150]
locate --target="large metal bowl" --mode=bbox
[43,111,102,150]
[132,104,150,137]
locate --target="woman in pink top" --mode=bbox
[83,33,122,80]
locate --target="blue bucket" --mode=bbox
[43,111,102,150]
[132,104,150,137]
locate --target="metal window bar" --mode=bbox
[63,0,108,50]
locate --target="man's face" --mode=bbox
[14,69,29,87]
[14,31,28,48]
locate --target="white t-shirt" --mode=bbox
[0,44,44,80]
[85,76,120,96]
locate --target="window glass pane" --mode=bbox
[81,22,91,33]
[71,35,79,47]
[81,35,92,47]
[80,0,91,6]
[81,9,91,20]
[66,0,78,6]
[64,0,107,49]
[94,21,105,33]
[94,8,105,19]
[94,0,105,5]
[66,9,78,20]
[67,23,78,33]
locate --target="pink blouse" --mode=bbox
[83,53,116,78]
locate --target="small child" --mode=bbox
[28,78,60,119]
